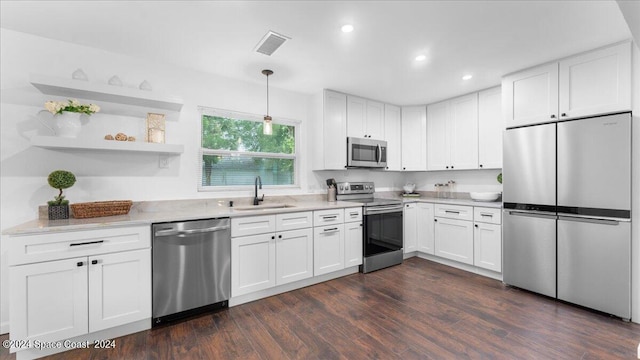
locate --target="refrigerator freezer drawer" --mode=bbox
[557,217,631,319]
[557,113,631,212]
[503,210,557,298]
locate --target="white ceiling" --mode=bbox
[0,0,632,106]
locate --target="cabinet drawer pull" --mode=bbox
[323,227,339,232]
[91,260,99,265]
[322,216,337,220]
[445,210,460,214]
[349,212,359,216]
[480,213,493,217]
[77,261,84,267]
[69,240,105,247]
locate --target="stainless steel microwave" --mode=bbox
[347,137,387,168]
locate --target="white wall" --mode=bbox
[630,42,640,323]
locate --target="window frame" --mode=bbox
[197,107,301,192]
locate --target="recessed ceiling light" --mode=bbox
[341,24,354,33]
[462,74,473,80]
[415,55,426,61]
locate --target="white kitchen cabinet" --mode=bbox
[473,222,502,272]
[502,62,558,128]
[503,42,631,128]
[404,202,435,255]
[434,217,474,265]
[473,207,502,272]
[275,228,313,285]
[558,42,631,120]
[403,203,417,253]
[344,207,363,267]
[344,221,363,267]
[9,226,151,352]
[322,90,347,170]
[347,96,385,140]
[10,249,151,347]
[232,233,276,296]
[314,224,345,276]
[478,86,503,169]
[427,94,478,170]
[384,104,402,171]
[401,106,427,171]
[426,100,450,170]
[88,249,151,332]
[416,202,435,255]
[232,212,314,295]
[10,257,89,346]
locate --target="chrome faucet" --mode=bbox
[253,176,264,205]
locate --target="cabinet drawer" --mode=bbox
[231,215,276,238]
[8,225,150,266]
[474,207,501,225]
[344,207,363,223]
[314,209,344,226]
[434,204,473,221]
[276,212,312,232]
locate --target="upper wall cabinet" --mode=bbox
[347,96,385,140]
[503,42,631,128]
[427,93,478,170]
[384,104,402,171]
[478,86,503,169]
[322,90,348,170]
[30,74,184,118]
[401,106,427,171]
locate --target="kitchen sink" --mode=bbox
[232,204,297,211]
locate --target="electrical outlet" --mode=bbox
[158,156,170,169]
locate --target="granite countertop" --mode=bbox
[3,196,364,236]
[376,191,503,209]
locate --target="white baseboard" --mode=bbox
[229,266,359,307]
[408,251,503,281]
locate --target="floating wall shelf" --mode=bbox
[30,74,184,118]
[31,136,184,155]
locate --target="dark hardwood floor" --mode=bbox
[3,257,640,359]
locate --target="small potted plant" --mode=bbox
[47,170,76,220]
[43,99,100,138]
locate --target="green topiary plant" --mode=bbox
[47,170,76,206]
[497,173,502,184]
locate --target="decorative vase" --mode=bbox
[54,112,83,138]
[48,204,70,220]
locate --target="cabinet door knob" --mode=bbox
[561,113,567,117]
[271,235,275,240]
[451,166,454,169]
[77,261,84,267]
[474,224,479,228]
[403,167,406,170]
[446,166,449,169]
[479,164,483,168]
[278,235,282,239]
[91,260,98,265]
[434,219,438,222]
[550,114,557,119]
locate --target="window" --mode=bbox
[199,108,298,190]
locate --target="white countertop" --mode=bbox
[3,199,363,236]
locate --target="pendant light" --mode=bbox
[262,69,274,135]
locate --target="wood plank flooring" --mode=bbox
[2,257,640,359]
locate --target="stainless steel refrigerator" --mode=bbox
[503,112,631,319]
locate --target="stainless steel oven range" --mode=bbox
[336,182,403,273]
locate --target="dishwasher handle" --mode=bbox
[154,225,230,237]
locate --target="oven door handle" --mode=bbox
[364,205,404,215]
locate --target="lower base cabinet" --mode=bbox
[434,217,474,265]
[473,222,502,272]
[314,224,345,276]
[344,221,363,267]
[10,249,151,346]
[276,228,314,285]
[231,233,276,297]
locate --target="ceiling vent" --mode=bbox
[254,30,290,56]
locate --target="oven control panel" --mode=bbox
[336,182,375,195]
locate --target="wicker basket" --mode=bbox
[71,200,133,219]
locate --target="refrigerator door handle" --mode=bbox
[506,211,557,220]
[558,215,622,226]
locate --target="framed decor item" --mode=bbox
[146,113,165,143]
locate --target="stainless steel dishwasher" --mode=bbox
[152,218,230,325]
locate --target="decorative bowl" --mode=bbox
[403,184,416,193]
[469,192,501,202]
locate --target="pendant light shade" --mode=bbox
[262,69,273,135]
